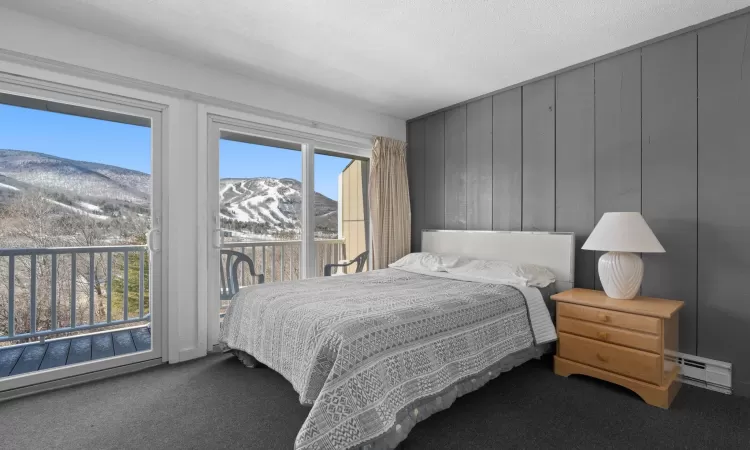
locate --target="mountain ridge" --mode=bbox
[0,149,337,235]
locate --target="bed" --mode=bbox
[220,230,575,450]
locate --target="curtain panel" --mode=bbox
[369,137,411,269]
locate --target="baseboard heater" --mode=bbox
[666,352,732,395]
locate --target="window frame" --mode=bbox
[0,74,168,393]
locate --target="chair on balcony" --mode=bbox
[324,251,369,277]
[220,250,264,301]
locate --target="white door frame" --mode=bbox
[203,112,371,351]
[0,74,168,392]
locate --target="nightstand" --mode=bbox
[551,288,684,409]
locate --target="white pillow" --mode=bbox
[388,252,462,272]
[445,259,556,288]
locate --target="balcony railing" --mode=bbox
[0,240,346,343]
[0,245,149,344]
[221,239,345,285]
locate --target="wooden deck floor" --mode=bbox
[0,326,151,378]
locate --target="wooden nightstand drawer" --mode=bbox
[558,332,662,385]
[553,289,684,408]
[558,302,660,335]
[557,316,661,354]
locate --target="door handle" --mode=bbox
[147,229,162,253]
[596,353,609,363]
[597,313,610,322]
[213,229,223,249]
[597,331,609,340]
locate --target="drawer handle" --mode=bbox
[597,331,609,340]
[596,353,609,363]
[597,313,610,322]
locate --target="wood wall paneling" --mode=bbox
[697,15,750,396]
[641,33,698,354]
[424,113,446,230]
[407,119,426,251]
[466,97,493,230]
[405,10,750,396]
[444,106,468,230]
[522,78,556,232]
[594,50,642,290]
[492,88,523,231]
[555,65,596,289]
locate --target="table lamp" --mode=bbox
[582,212,665,299]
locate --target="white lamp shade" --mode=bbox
[582,212,665,253]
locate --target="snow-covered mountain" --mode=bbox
[0,149,150,205]
[220,177,337,234]
[0,150,338,235]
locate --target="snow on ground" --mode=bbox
[257,207,281,225]
[77,201,102,211]
[45,199,109,220]
[0,182,19,191]
[228,203,252,222]
[219,183,234,198]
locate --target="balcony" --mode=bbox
[0,245,151,378]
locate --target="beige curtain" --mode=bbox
[369,136,411,270]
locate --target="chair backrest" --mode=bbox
[352,251,369,273]
[220,250,263,300]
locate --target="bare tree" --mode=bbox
[0,190,149,340]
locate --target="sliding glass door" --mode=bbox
[206,116,370,348]
[0,81,164,390]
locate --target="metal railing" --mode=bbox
[220,239,345,286]
[0,245,149,343]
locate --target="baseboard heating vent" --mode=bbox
[666,352,732,395]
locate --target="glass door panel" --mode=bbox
[0,90,161,385]
[313,151,369,277]
[218,135,302,316]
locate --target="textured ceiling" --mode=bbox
[3,0,749,119]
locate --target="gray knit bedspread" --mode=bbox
[219,268,553,450]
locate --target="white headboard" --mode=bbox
[421,230,576,291]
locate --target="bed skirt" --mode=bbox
[233,343,549,450]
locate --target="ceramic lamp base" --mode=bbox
[598,251,643,299]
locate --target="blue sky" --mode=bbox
[0,104,350,200]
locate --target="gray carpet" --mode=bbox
[1,353,749,449]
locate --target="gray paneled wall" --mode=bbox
[444,106,467,230]
[407,119,425,251]
[405,12,750,397]
[522,78,556,232]
[593,50,642,291]
[466,98,493,230]
[555,65,595,290]
[641,32,698,355]
[424,113,445,230]
[696,15,750,397]
[491,89,523,231]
